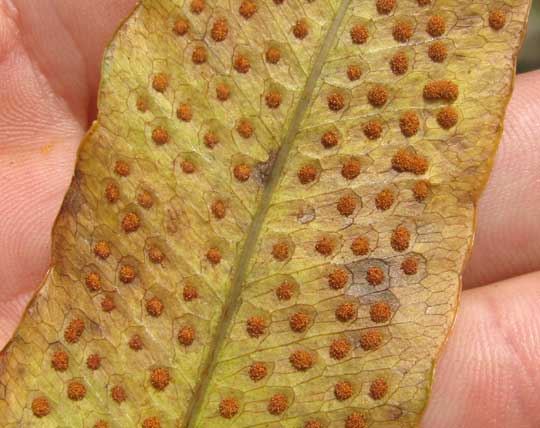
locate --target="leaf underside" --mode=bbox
[0,0,531,427]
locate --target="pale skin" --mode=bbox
[0,1,539,426]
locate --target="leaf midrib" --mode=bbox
[185,0,353,426]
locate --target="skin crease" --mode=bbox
[0,1,538,426]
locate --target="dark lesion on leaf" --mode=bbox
[253,151,278,186]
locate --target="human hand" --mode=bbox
[0,1,538,426]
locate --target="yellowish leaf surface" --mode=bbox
[0,1,531,427]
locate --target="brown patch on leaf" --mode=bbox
[360,329,383,350]
[64,319,85,343]
[334,380,353,400]
[247,316,267,338]
[150,367,170,390]
[289,350,314,371]
[268,394,288,415]
[289,311,310,332]
[220,397,240,418]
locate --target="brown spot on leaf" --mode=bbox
[413,180,431,202]
[289,350,314,371]
[347,64,362,81]
[423,79,459,101]
[190,0,205,14]
[152,127,169,145]
[122,212,141,233]
[114,160,130,177]
[391,225,410,251]
[327,93,345,111]
[67,380,86,401]
[137,190,153,209]
[211,18,228,42]
[237,120,254,138]
[334,380,353,400]
[341,159,361,180]
[234,55,251,73]
[345,412,367,428]
[390,51,408,75]
[206,248,222,265]
[298,165,318,184]
[427,15,446,37]
[290,311,310,332]
[211,200,226,219]
[152,73,168,93]
[51,351,69,372]
[375,189,394,210]
[437,106,459,129]
[293,19,309,39]
[321,130,339,148]
[249,362,268,381]
[94,240,111,259]
[87,353,101,370]
[393,21,413,43]
[177,104,193,122]
[146,297,164,317]
[328,268,349,289]
[272,242,289,261]
[94,420,108,428]
[276,282,294,300]
[148,246,165,264]
[233,163,251,182]
[315,237,335,256]
[360,329,383,350]
[204,131,219,149]
[31,397,50,418]
[265,91,283,109]
[174,18,189,35]
[105,183,119,203]
[428,41,448,62]
[85,272,101,292]
[181,160,196,174]
[142,417,161,428]
[247,316,267,338]
[363,120,383,140]
[366,267,385,286]
[370,378,389,400]
[336,303,357,322]
[192,46,207,64]
[220,397,240,418]
[376,0,396,14]
[329,338,352,360]
[268,394,288,415]
[305,421,322,428]
[392,149,428,175]
[337,194,358,216]
[351,236,369,256]
[216,83,231,101]
[368,85,388,107]
[266,47,281,64]
[399,111,420,137]
[239,0,257,18]
[129,334,144,351]
[119,265,136,283]
[111,385,126,403]
[401,257,418,275]
[101,296,116,312]
[183,284,199,301]
[178,326,196,346]
[370,302,392,323]
[350,24,369,44]
[64,319,85,343]
[489,10,506,30]
[150,367,170,390]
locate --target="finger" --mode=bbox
[0,1,135,320]
[422,271,540,428]
[462,70,540,288]
[8,0,137,124]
